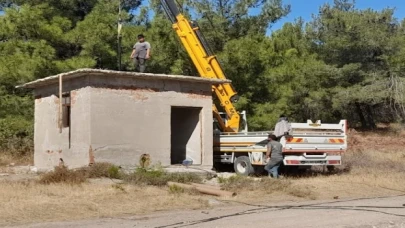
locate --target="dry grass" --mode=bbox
[0,164,208,226]
[0,152,32,167]
[0,180,208,226]
[218,175,316,200]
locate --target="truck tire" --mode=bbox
[234,156,253,176]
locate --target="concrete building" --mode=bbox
[18,69,227,171]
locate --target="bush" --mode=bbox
[168,184,185,194]
[84,162,121,179]
[0,116,33,157]
[39,166,87,185]
[108,165,121,179]
[124,168,202,186]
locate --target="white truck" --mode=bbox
[214,117,348,175]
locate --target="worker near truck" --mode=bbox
[130,34,151,73]
[274,115,291,141]
[265,134,283,178]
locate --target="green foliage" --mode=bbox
[305,1,405,127]
[107,165,121,179]
[0,116,33,156]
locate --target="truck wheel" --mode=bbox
[234,156,253,176]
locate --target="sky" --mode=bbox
[266,0,405,32]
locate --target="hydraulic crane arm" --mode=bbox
[161,0,240,132]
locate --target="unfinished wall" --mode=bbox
[33,77,91,171]
[88,75,213,167]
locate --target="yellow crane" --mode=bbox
[161,0,240,132]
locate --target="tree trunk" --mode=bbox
[355,102,367,129]
[365,105,376,129]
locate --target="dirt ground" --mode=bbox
[1,127,405,227]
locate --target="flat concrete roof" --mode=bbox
[16,68,231,89]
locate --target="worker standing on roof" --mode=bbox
[265,134,283,178]
[274,114,291,141]
[130,34,151,73]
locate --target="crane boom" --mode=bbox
[161,0,240,132]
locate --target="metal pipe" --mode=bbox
[191,183,221,190]
[59,75,62,133]
[117,0,122,70]
[167,182,236,197]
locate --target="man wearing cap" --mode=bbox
[130,34,151,73]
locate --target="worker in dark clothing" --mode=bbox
[130,34,151,73]
[264,134,283,178]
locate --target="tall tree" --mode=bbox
[308,0,403,128]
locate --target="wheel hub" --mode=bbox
[236,162,247,173]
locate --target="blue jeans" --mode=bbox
[264,159,283,178]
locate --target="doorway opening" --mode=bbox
[170,107,202,165]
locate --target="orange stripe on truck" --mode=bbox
[328,139,345,143]
[287,138,303,143]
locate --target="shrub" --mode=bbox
[168,184,185,194]
[39,166,86,185]
[108,165,121,179]
[84,162,121,179]
[124,168,202,186]
[0,116,33,157]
